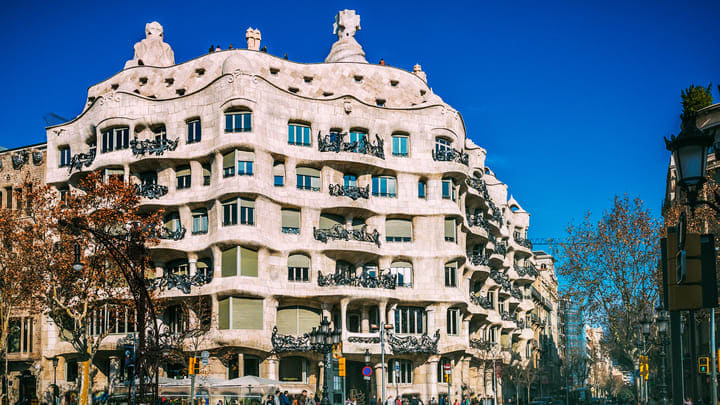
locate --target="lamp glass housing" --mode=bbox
[641,318,651,336]
[656,313,668,334]
[675,143,708,187]
[364,349,370,363]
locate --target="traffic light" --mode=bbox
[188,357,200,375]
[699,356,709,374]
[123,344,135,368]
[638,355,649,379]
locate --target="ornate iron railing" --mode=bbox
[134,183,168,199]
[500,311,516,322]
[68,149,96,173]
[130,137,179,157]
[149,269,213,294]
[432,148,469,165]
[387,330,440,354]
[317,270,396,289]
[517,318,526,329]
[465,176,485,193]
[469,338,493,351]
[313,224,381,247]
[328,184,370,200]
[271,326,312,353]
[466,211,490,232]
[514,236,533,249]
[317,132,385,159]
[282,227,300,234]
[494,242,507,256]
[158,226,186,241]
[490,268,511,290]
[515,263,538,278]
[470,292,494,309]
[347,336,381,344]
[469,253,489,267]
[510,287,523,300]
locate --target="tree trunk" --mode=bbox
[79,354,91,405]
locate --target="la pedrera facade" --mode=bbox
[35,10,556,405]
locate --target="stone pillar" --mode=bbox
[462,357,470,397]
[154,261,164,278]
[379,301,388,325]
[426,306,436,335]
[123,164,131,183]
[427,356,439,403]
[266,354,279,380]
[214,151,223,185]
[361,306,370,333]
[188,257,198,276]
[485,368,494,401]
[387,303,397,327]
[340,298,350,339]
[210,293,219,329]
[238,353,244,377]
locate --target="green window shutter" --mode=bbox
[218,298,230,329]
[232,298,263,330]
[223,151,235,169]
[288,254,310,268]
[276,307,297,335]
[222,247,238,277]
[297,307,320,334]
[444,218,456,239]
[296,167,320,177]
[282,209,301,228]
[319,214,344,229]
[386,219,412,239]
[240,247,258,277]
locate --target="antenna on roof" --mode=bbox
[43,113,69,126]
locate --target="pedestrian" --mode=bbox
[283,391,291,405]
[266,396,275,405]
[430,397,437,405]
[305,392,316,405]
[411,397,419,405]
[275,391,282,405]
[371,396,377,405]
[292,395,299,405]
[454,399,460,405]
[386,396,394,405]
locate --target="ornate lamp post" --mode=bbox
[640,317,651,405]
[665,119,717,207]
[51,357,59,405]
[309,317,342,405]
[655,308,670,405]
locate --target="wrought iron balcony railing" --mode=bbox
[282,227,300,234]
[510,287,523,300]
[271,326,313,353]
[317,270,396,289]
[500,311,516,322]
[514,236,533,250]
[470,292,494,309]
[469,338,494,351]
[494,242,507,256]
[387,330,440,354]
[490,268,511,290]
[465,176,486,194]
[466,211,490,232]
[469,253,489,267]
[68,149,96,173]
[135,183,168,199]
[149,268,213,294]
[317,132,385,159]
[159,226,187,241]
[130,137,179,157]
[515,263,539,278]
[328,184,370,200]
[313,224,381,247]
[431,148,469,165]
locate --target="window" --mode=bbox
[444,261,457,287]
[7,317,33,353]
[297,167,321,191]
[59,146,71,167]
[222,246,258,277]
[386,218,412,242]
[202,164,211,186]
[435,137,451,155]
[442,178,456,201]
[166,259,189,276]
[418,181,426,199]
[277,306,321,335]
[388,359,413,384]
[238,160,253,176]
[244,355,260,376]
[372,176,397,197]
[288,254,310,282]
[390,261,413,287]
[89,304,136,335]
[222,198,254,225]
[319,213,345,229]
[488,327,497,343]
[349,130,367,153]
[444,217,457,242]
[487,291,495,308]
[437,358,452,383]
[344,174,357,188]
[347,312,361,332]
[392,134,408,157]
[153,125,167,142]
[66,359,79,382]
[394,306,426,334]
[104,168,124,182]
[282,208,301,234]
[164,212,182,233]
[218,297,263,329]
[279,357,308,382]
[447,308,460,335]
[164,305,188,335]
[273,161,285,186]
[196,258,213,281]
[176,166,191,189]
[187,119,201,143]
[288,123,311,146]
[225,110,252,133]
[223,152,235,177]
[192,208,208,234]
[101,127,129,153]
[228,358,239,379]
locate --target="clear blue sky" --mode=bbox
[1,0,718,242]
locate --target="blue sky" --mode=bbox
[1,0,718,242]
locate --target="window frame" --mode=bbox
[288,123,312,146]
[372,175,397,198]
[447,308,460,335]
[191,208,209,235]
[391,134,409,157]
[444,262,457,287]
[187,119,202,144]
[59,146,71,168]
[224,111,252,133]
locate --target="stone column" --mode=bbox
[340,298,350,339]
[361,306,370,333]
[427,356,439,403]
[379,301,388,325]
[210,293,219,329]
[426,306,436,335]
[462,357,470,397]
[374,363,384,401]
[154,262,165,278]
[485,368,494,402]
[266,354,279,380]
[214,151,223,185]
[237,353,244,377]
[188,257,198,277]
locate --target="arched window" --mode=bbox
[435,137,451,154]
[276,306,321,335]
[187,119,201,143]
[390,261,413,287]
[101,126,129,153]
[349,129,368,153]
[444,261,457,287]
[392,133,409,157]
[288,253,310,282]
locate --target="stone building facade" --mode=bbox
[528,250,560,398]
[35,10,547,405]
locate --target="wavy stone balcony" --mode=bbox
[514,263,538,283]
[466,211,490,237]
[513,235,533,250]
[313,224,381,247]
[328,184,370,200]
[316,270,396,289]
[318,132,385,159]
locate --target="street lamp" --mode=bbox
[364,349,371,405]
[72,242,83,271]
[51,357,59,405]
[665,117,718,207]
[655,308,670,405]
[310,317,341,405]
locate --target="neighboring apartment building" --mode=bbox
[559,299,586,389]
[662,101,720,403]
[33,11,542,405]
[0,143,48,405]
[528,250,560,398]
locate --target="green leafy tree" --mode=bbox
[680,83,713,128]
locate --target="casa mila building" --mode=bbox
[42,10,544,405]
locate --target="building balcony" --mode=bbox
[470,291,494,309]
[135,183,168,199]
[469,337,494,351]
[129,136,179,157]
[514,235,533,250]
[313,224,381,247]
[469,253,490,267]
[158,226,187,240]
[431,148,469,165]
[317,132,385,159]
[328,184,370,200]
[387,330,440,354]
[68,149,96,173]
[316,270,397,289]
